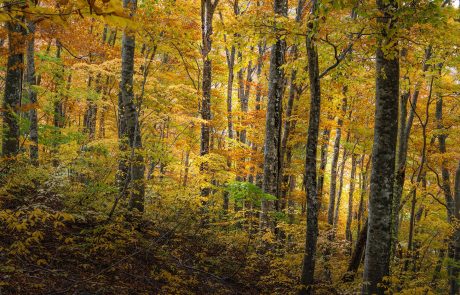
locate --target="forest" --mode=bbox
[0,0,459,294]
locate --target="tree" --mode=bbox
[300,0,321,293]
[26,20,38,165]
[362,0,399,293]
[117,0,145,212]
[200,0,219,198]
[2,17,26,158]
[260,0,287,229]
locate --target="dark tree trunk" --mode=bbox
[26,20,38,165]
[248,40,266,188]
[333,133,349,228]
[239,58,253,145]
[226,45,235,141]
[300,0,321,293]
[200,0,219,197]
[357,154,370,236]
[281,0,303,209]
[2,20,26,158]
[346,153,357,243]
[280,67,298,209]
[260,0,287,229]
[328,97,346,225]
[51,42,66,167]
[98,76,112,139]
[318,128,330,208]
[83,76,98,140]
[452,161,460,295]
[436,93,458,295]
[362,0,399,293]
[117,0,145,212]
[343,219,368,282]
[223,41,234,210]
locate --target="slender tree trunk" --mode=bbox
[225,45,235,141]
[260,0,287,230]
[328,97,346,225]
[98,76,112,138]
[249,39,266,188]
[436,93,458,295]
[346,153,357,243]
[392,46,432,252]
[452,161,460,295]
[333,134,349,228]
[281,0,304,208]
[318,128,330,208]
[83,76,98,140]
[200,0,219,198]
[343,219,368,282]
[362,0,399,293]
[26,20,38,165]
[117,0,145,212]
[357,154,370,236]
[2,19,26,158]
[280,78,297,210]
[300,1,321,293]
[52,42,65,167]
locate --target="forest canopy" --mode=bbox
[0,0,459,294]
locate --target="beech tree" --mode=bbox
[261,0,287,229]
[2,17,26,158]
[117,0,145,212]
[362,0,399,293]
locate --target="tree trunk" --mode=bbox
[281,2,303,207]
[343,219,368,282]
[226,45,235,141]
[362,0,399,293]
[333,133,349,229]
[392,46,432,252]
[328,97,346,225]
[200,0,219,198]
[436,92,458,295]
[318,128,330,208]
[357,154,370,236]
[52,42,65,167]
[300,0,321,293]
[26,20,38,165]
[452,161,460,295]
[260,0,287,230]
[346,153,357,243]
[2,20,26,158]
[223,41,234,211]
[117,0,145,212]
[83,76,98,140]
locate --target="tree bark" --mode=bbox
[260,0,287,229]
[343,219,368,282]
[328,96,347,225]
[392,46,432,252]
[333,133,350,229]
[436,93,458,295]
[346,153,357,243]
[357,154,370,236]
[318,128,330,209]
[300,0,321,293]
[117,0,145,212]
[2,19,26,158]
[362,0,399,293]
[200,0,219,197]
[280,0,304,211]
[452,161,460,295]
[26,20,38,165]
